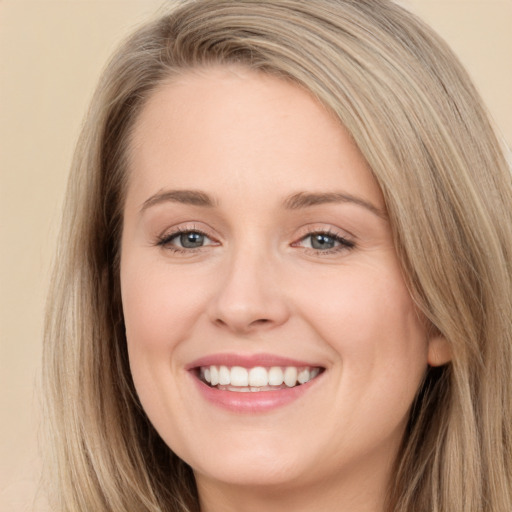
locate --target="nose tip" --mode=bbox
[208,254,289,334]
[211,292,289,334]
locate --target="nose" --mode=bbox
[208,247,290,334]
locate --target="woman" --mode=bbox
[43,1,512,511]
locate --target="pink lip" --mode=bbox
[186,353,325,413]
[186,353,322,370]
[190,375,321,413]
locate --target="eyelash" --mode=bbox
[293,229,355,255]
[155,227,355,255]
[155,226,217,254]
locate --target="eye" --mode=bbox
[308,233,340,250]
[157,228,217,251]
[176,231,207,249]
[294,230,355,253]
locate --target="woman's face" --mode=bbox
[121,67,445,498]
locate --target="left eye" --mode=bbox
[177,231,207,248]
[299,232,354,251]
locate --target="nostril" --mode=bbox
[213,316,272,332]
[251,318,270,325]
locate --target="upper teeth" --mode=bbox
[200,365,321,389]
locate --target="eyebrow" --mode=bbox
[140,189,386,219]
[283,192,387,219]
[141,189,216,212]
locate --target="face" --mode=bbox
[121,67,443,500]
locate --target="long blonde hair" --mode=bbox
[43,1,512,510]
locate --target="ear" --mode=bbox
[427,335,452,366]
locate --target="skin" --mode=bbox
[120,66,450,512]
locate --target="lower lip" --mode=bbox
[190,372,322,413]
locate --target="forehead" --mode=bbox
[126,66,384,212]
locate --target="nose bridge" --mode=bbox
[209,240,289,332]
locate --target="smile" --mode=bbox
[199,365,322,391]
[188,354,326,412]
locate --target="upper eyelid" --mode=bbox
[158,223,215,239]
[294,231,354,247]
[293,224,356,241]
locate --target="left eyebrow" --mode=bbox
[283,191,387,219]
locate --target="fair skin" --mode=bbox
[120,67,450,512]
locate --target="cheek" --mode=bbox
[120,254,209,416]
[296,262,429,393]
[303,269,429,453]
[120,257,208,445]
[121,259,205,353]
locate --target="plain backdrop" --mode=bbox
[1,1,511,510]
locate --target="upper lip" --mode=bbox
[186,353,324,370]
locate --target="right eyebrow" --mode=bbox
[140,189,216,213]
[283,191,387,220]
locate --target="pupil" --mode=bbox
[311,234,335,250]
[180,232,204,248]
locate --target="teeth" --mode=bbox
[284,367,298,387]
[249,367,268,387]
[230,366,249,386]
[210,366,219,386]
[297,368,310,384]
[199,365,321,390]
[218,366,230,385]
[268,367,284,386]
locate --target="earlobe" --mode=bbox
[427,335,452,366]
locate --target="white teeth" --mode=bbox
[268,366,284,386]
[284,367,298,387]
[230,366,249,387]
[297,368,310,384]
[200,364,322,390]
[210,366,219,386]
[249,367,268,387]
[218,365,230,385]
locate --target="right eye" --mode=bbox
[157,229,217,251]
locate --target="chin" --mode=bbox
[182,435,315,488]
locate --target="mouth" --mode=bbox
[188,355,326,412]
[196,365,324,392]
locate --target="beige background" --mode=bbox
[1,1,511,510]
